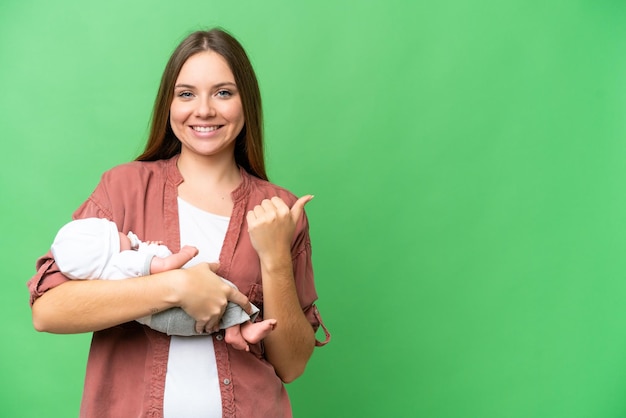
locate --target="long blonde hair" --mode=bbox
[136,29,267,180]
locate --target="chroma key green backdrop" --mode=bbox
[2,1,626,417]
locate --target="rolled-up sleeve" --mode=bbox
[28,254,68,306]
[27,176,114,306]
[292,213,330,347]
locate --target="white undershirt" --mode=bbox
[163,197,230,418]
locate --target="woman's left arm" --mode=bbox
[246,195,315,383]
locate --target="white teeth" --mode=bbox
[193,126,219,132]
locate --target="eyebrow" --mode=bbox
[174,82,237,89]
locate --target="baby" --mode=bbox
[51,217,276,351]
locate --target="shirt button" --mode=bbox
[216,334,223,341]
[223,379,231,385]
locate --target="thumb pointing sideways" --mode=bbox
[290,194,314,223]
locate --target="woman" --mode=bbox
[28,28,329,417]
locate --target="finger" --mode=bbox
[205,313,222,332]
[207,262,220,273]
[246,210,257,226]
[205,324,220,334]
[270,196,290,216]
[253,204,267,218]
[260,198,278,216]
[195,322,207,334]
[228,289,252,315]
[291,194,314,223]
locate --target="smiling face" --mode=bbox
[169,50,245,162]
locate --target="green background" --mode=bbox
[2,1,626,417]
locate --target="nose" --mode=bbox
[195,96,216,118]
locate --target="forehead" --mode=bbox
[176,51,235,84]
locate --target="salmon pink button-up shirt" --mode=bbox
[28,155,329,418]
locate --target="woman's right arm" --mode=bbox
[32,263,251,334]
[31,166,250,334]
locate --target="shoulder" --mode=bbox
[98,158,178,190]
[246,174,298,205]
[102,159,169,181]
[79,158,176,217]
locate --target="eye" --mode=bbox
[216,90,233,98]
[178,91,194,98]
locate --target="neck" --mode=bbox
[176,151,242,216]
[177,152,241,189]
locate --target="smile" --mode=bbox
[192,126,220,133]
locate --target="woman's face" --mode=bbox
[169,51,245,160]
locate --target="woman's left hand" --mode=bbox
[246,195,313,261]
[245,194,316,382]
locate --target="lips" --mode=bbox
[192,125,221,133]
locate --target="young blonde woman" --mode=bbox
[29,28,329,417]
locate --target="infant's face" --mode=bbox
[119,232,132,251]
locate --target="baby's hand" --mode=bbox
[180,245,199,258]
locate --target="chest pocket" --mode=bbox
[247,283,263,311]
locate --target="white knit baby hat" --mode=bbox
[51,218,120,280]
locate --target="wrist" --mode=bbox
[154,269,186,308]
[258,250,293,274]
